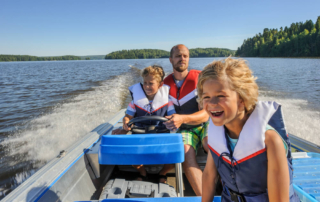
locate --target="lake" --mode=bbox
[0,58,319,198]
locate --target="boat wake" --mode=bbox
[0,66,142,198]
[259,90,320,145]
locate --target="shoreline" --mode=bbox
[1,56,320,62]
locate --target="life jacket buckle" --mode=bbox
[228,188,245,202]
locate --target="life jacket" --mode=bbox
[129,83,170,126]
[208,101,300,202]
[164,69,200,116]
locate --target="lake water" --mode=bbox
[0,58,319,198]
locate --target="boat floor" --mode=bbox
[109,170,195,196]
[107,163,222,198]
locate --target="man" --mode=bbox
[163,44,209,196]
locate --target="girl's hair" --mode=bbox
[197,58,259,114]
[142,65,165,83]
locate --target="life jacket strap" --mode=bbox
[224,183,295,201]
[224,186,245,202]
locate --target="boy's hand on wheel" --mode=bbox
[123,120,131,131]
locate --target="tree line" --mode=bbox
[0,55,81,62]
[189,48,235,57]
[105,49,169,59]
[105,48,235,59]
[236,16,320,57]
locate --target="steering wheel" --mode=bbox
[127,116,169,134]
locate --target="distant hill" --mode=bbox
[189,48,235,57]
[105,49,169,59]
[0,55,81,62]
[0,54,106,62]
[105,48,235,59]
[79,55,105,60]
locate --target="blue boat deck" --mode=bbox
[293,152,320,202]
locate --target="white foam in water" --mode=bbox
[0,67,142,196]
[6,86,316,162]
[3,72,138,163]
[259,91,320,145]
[4,88,320,161]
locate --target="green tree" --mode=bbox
[235,16,320,57]
[315,16,320,32]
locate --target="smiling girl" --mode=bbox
[199,58,299,202]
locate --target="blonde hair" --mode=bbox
[142,65,165,83]
[197,58,259,114]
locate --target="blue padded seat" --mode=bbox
[99,133,184,165]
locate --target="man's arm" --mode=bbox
[164,109,209,130]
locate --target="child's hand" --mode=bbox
[164,114,184,131]
[123,116,132,131]
[123,120,131,131]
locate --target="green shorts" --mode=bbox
[177,121,209,152]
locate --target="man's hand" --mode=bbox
[164,114,184,131]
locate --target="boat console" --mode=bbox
[98,133,185,199]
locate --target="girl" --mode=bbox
[199,58,299,202]
[112,65,176,183]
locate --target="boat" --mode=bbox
[2,109,320,202]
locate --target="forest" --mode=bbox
[104,48,235,59]
[79,55,105,60]
[0,55,81,62]
[189,48,235,57]
[105,49,169,59]
[236,16,320,57]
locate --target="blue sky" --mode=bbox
[1,0,319,56]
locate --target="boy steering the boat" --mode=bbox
[199,58,300,202]
[112,65,176,183]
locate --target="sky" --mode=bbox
[1,0,319,56]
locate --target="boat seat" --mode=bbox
[86,137,207,179]
[99,133,185,197]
